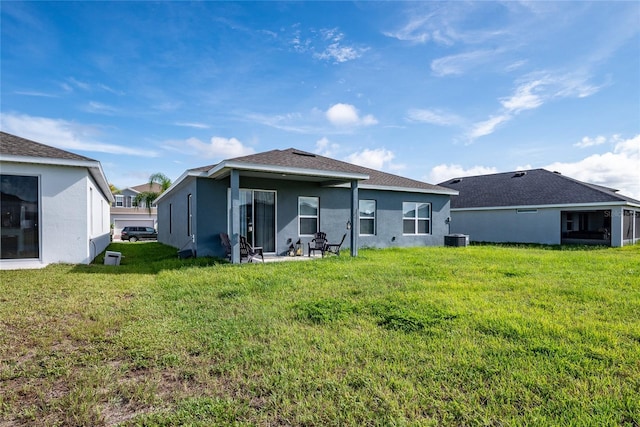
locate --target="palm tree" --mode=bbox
[133,172,172,213]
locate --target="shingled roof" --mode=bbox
[1,131,113,202]
[1,132,97,162]
[188,148,454,194]
[439,169,640,209]
[129,182,163,193]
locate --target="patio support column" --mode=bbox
[610,206,623,247]
[230,169,241,263]
[350,180,359,257]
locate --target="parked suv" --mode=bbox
[120,226,157,242]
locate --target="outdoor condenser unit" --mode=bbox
[444,234,469,247]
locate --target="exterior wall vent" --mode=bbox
[292,151,316,157]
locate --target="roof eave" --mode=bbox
[451,200,640,211]
[331,183,458,195]
[154,170,206,204]
[2,154,114,203]
[207,160,370,181]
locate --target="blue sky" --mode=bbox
[2,1,639,198]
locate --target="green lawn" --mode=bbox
[1,243,639,426]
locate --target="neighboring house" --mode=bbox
[439,169,640,247]
[155,148,458,263]
[110,183,160,239]
[0,132,114,269]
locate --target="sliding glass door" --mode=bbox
[238,189,276,253]
[1,175,39,259]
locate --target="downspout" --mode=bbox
[350,180,359,257]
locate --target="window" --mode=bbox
[187,194,192,236]
[169,203,172,234]
[1,174,39,259]
[403,202,431,235]
[359,200,376,235]
[115,195,124,207]
[299,196,319,235]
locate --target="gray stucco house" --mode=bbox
[439,169,640,247]
[155,148,457,262]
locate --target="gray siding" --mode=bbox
[157,178,198,251]
[449,208,561,245]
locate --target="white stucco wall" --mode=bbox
[1,162,111,269]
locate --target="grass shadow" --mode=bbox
[71,242,225,275]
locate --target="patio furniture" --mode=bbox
[240,235,264,262]
[219,233,232,261]
[308,232,327,257]
[326,233,347,256]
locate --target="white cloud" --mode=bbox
[500,80,544,112]
[0,112,157,157]
[315,44,363,63]
[573,135,608,149]
[175,122,211,129]
[468,71,604,141]
[14,90,59,98]
[326,103,378,127]
[468,115,511,139]
[183,136,255,159]
[345,148,394,170]
[314,137,339,157]
[291,26,366,63]
[545,134,640,199]
[407,108,462,126]
[428,164,499,184]
[84,101,119,115]
[383,14,432,43]
[431,49,500,77]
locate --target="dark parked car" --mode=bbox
[120,226,157,242]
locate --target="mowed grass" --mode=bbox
[1,243,639,426]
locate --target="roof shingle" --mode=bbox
[193,148,452,193]
[439,169,640,208]
[1,132,97,162]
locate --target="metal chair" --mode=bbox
[326,233,347,256]
[240,235,264,263]
[308,232,327,257]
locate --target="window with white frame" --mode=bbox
[403,202,431,235]
[299,196,319,236]
[359,199,376,235]
[115,195,124,207]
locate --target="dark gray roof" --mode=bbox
[0,132,96,162]
[191,148,452,193]
[439,169,640,208]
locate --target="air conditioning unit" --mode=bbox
[444,234,469,247]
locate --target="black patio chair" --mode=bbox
[240,235,264,263]
[326,233,347,256]
[308,232,327,257]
